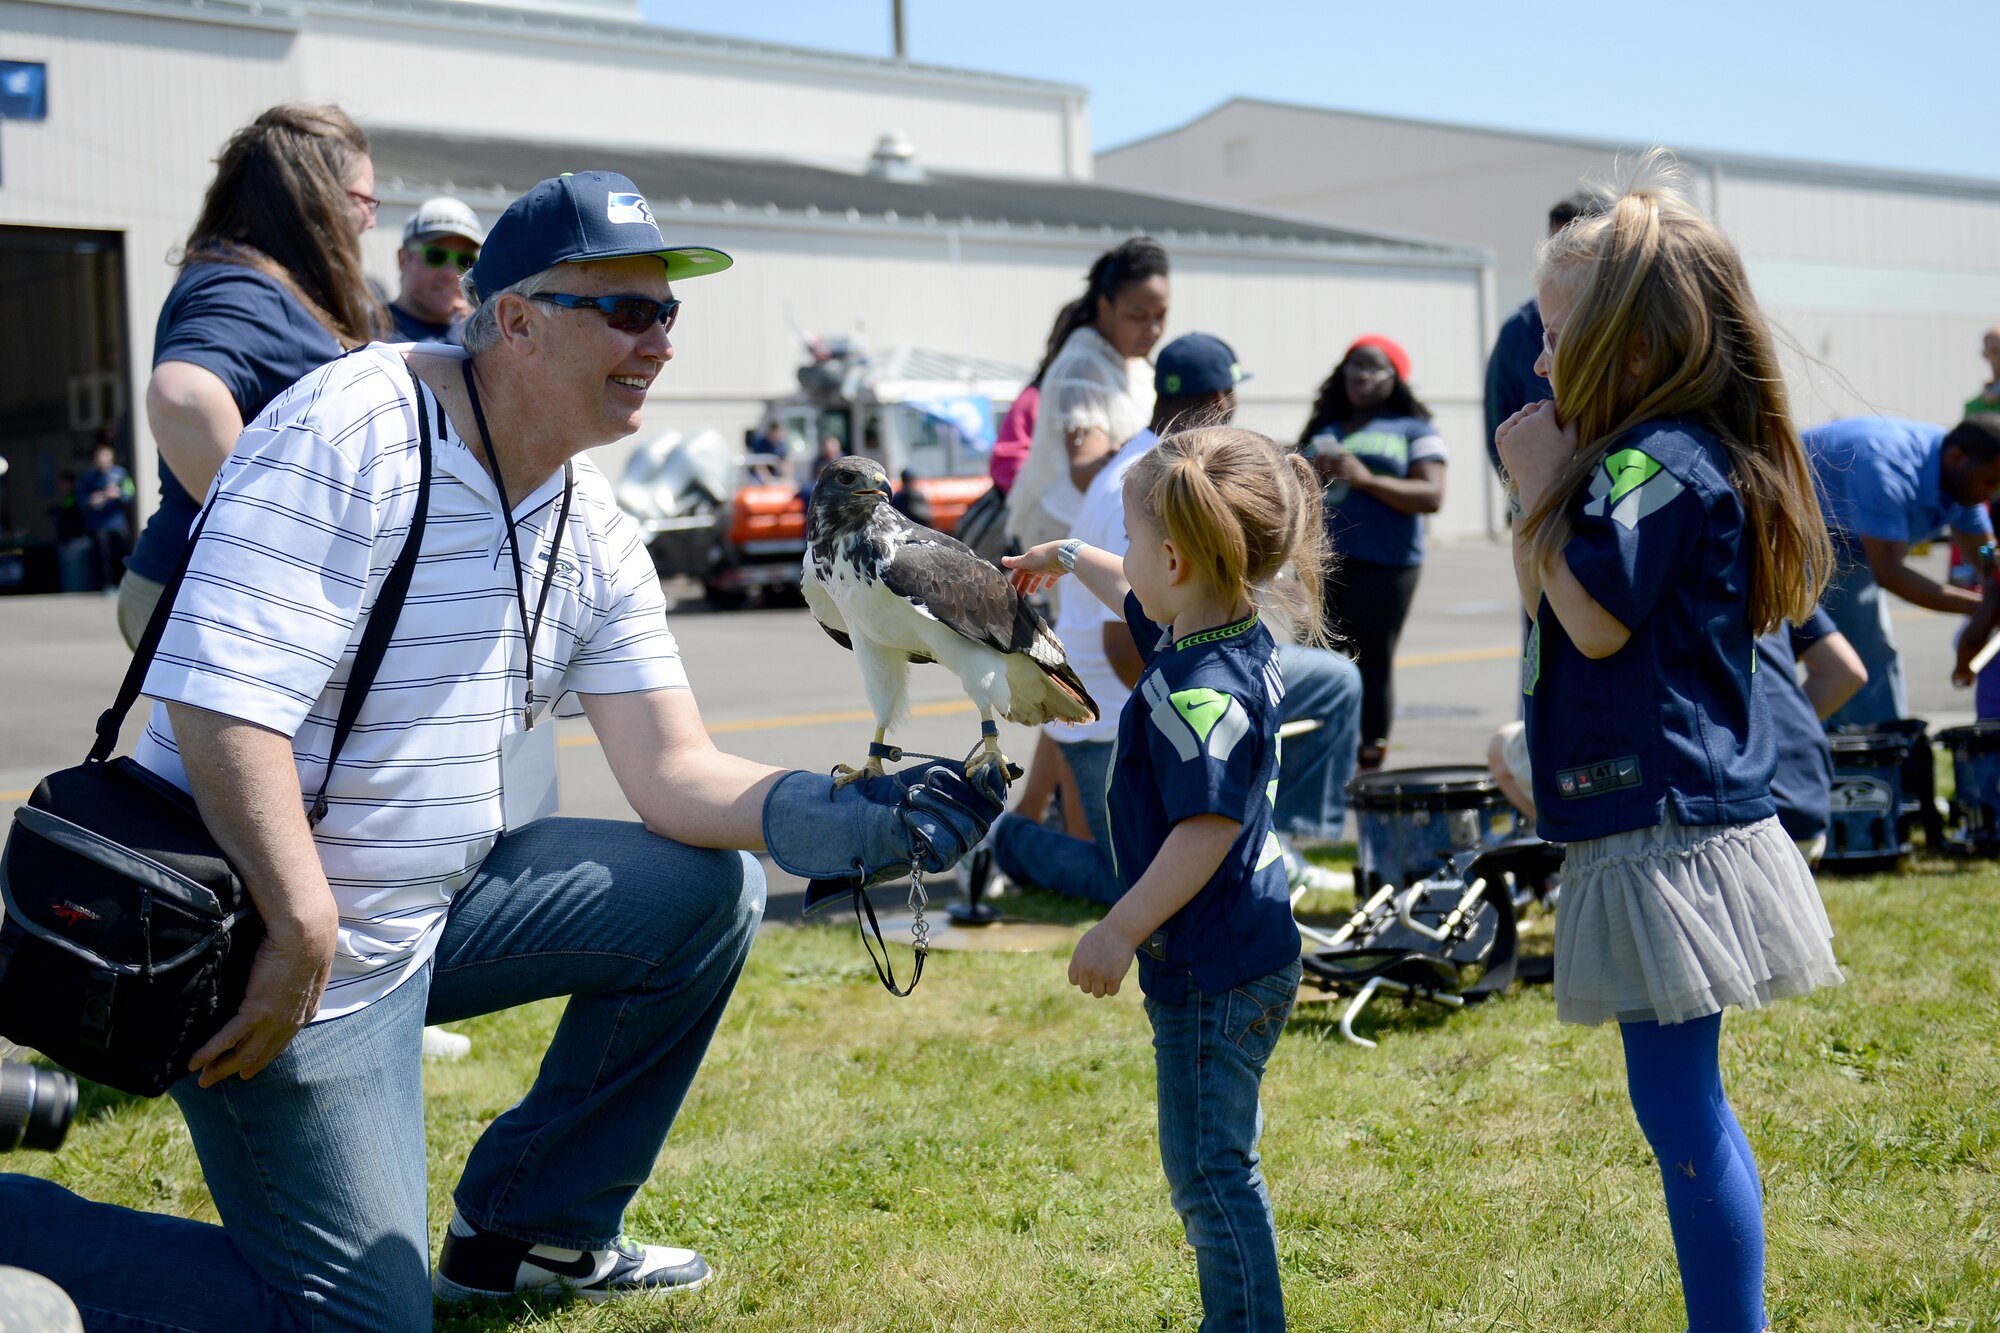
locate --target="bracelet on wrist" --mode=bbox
[1056,538,1085,573]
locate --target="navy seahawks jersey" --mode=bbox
[1522,418,1776,842]
[1314,414,1447,567]
[1108,592,1300,1000]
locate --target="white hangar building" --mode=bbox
[1100,97,2000,440]
[0,0,1498,584]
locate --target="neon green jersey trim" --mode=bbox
[1174,613,1258,650]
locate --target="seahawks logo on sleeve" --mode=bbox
[1582,447,1685,529]
[1141,676,1250,762]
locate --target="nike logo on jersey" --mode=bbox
[1582,446,1684,530]
[1141,678,1252,762]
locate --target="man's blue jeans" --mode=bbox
[993,646,1362,904]
[1822,555,1906,727]
[0,817,765,1333]
[993,740,1121,905]
[1145,958,1301,1333]
[1268,645,1362,842]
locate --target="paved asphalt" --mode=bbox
[0,542,1976,919]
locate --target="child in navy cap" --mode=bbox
[1006,428,1328,1331]
[1497,152,1841,1333]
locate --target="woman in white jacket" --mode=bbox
[1005,238,1170,567]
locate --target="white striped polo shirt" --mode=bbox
[135,343,688,1019]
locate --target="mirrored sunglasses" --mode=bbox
[530,293,681,336]
[410,244,478,273]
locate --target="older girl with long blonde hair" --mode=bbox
[1497,152,1839,1333]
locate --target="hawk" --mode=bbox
[803,457,1098,787]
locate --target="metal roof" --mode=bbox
[38,0,1084,95]
[366,127,1483,258]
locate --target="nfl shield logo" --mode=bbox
[606,192,655,226]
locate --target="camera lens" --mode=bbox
[0,1059,79,1153]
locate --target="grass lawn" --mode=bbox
[12,852,1999,1331]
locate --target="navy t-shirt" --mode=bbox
[1483,297,1549,475]
[1522,418,1776,842]
[1313,414,1447,568]
[388,302,458,345]
[1108,592,1299,1000]
[126,263,345,582]
[1759,609,1838,843]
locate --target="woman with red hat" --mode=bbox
[1298,334,1447,771]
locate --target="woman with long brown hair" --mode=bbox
[120,103,384,645]
[1003,237,1169,562]
[1498,151,1837,1333]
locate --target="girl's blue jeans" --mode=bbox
[1144,957,1301,1333]
[0,816,765,1333]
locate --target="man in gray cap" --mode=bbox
[388,195,484,343]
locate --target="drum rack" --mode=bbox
[1294,840,1563,1048]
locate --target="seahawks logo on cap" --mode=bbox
[606,192,655,226]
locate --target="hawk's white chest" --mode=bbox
[817,548,941,658]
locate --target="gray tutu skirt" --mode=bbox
[1553,812,1844,1027]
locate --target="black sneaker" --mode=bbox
[432,1210,713,1303]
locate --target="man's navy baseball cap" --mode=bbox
[1154,333,1251,397]
[468,171,733,301]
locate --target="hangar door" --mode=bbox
[0,226,129,592]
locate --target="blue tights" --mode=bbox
[1619,1014,1768,1333]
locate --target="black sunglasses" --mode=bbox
[530,293,681,335]
[410,244,477,273]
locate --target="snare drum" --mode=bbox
[1347,766,1517,895]
[1855,716,1940,846]
[1823,729,1913,869]
[1938,722,2000,854]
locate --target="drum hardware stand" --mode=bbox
[946,838,1004,926]
[1337,976,1469,1050]
[1296,845,1526,1048]
[910,828,1077,953]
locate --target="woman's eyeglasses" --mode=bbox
[345,188,381,218]
[410,244,478,274]
[530,293,682,336]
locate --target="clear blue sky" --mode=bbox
[637,0,1990,179]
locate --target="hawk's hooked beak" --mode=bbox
[861,485,891,500]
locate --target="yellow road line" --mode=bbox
[552,650,1518,752]
[6,650,1526,789]
[1394,644,1518,668]
[556,698,976,748]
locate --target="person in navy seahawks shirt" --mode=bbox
[1007,427,1329,1333]
[121,104,382,649]
[1482,193,1609,478]
[1494,608,1865,866]
[1298,334,1445,769]
[1499,157,1841,1333]
[1759,611,1866,860]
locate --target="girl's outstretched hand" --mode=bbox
[1004,542,1070,597]
[1495,400,1580,511]
[1068,919,1137,998]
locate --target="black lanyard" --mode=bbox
[461,359,574,730]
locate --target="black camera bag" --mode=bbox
[0,373,433,1096]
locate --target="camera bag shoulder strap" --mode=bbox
[90,360,437,830]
